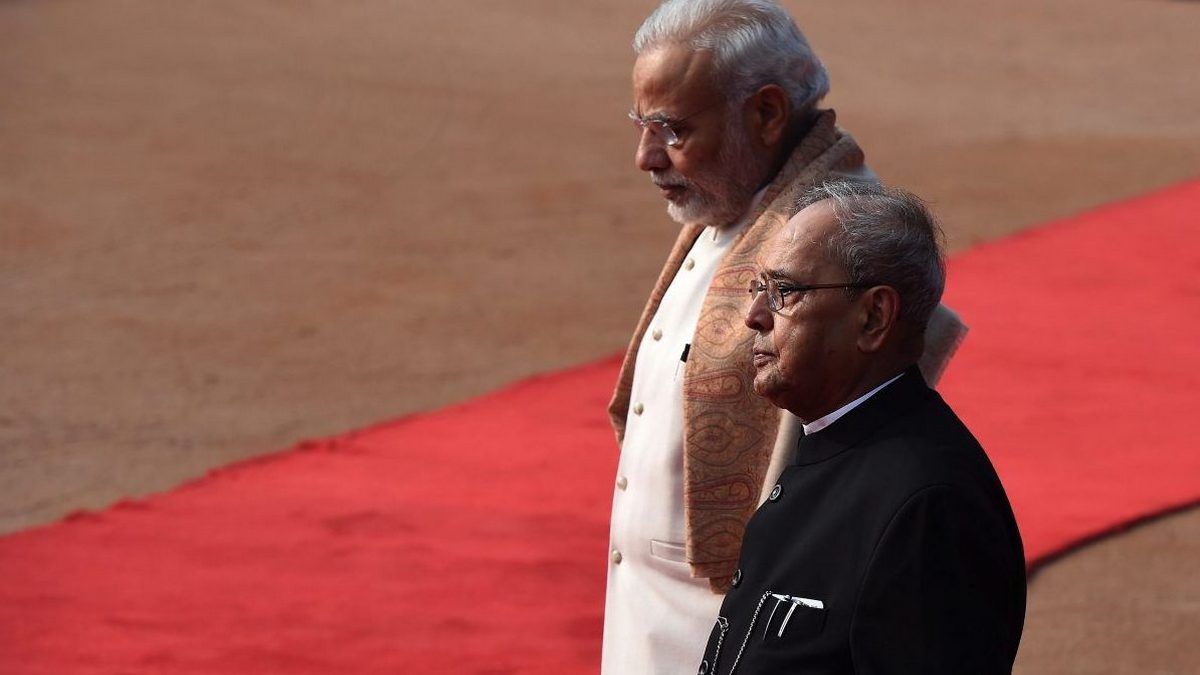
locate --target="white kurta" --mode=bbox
[601,221,747,674]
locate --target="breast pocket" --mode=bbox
[649,539,687,563]
[707,593,828,675]
[760,594,826,642]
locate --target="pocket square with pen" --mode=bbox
[763,593,826,640]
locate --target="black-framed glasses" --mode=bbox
[748,277,875,313]
[628,101,720,148]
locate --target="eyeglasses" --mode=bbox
[628,102,719,148]
[748,277,875,313]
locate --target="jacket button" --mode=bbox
[633,402,644,415]
[731,568,742,587]
[652,328,663,341]
[684,258,695,270]
[769,483,783,501]
[611,549,623,565]
[616,476,628,491]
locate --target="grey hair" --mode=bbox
[794,180,947,335]
[633,0,830,119]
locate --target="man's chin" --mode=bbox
[751,376,776,403]
[667,201,722,228]
[665,200,696,226]
[667,191,756,229]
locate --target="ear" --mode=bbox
[745,84,791,148]
[856,286,901,353]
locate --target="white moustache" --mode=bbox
[651,171,688,190]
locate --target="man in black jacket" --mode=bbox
[697,181,1025,674]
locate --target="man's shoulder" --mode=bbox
[858,395,997,495]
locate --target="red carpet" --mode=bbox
[2,180,1198,673]
[936,178,1200,564]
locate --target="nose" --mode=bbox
[635,128,670,172]
[745,290,774,332]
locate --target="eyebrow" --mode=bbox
[631,108,677,123]
[760,269,793,281]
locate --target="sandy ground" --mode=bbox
[2,0,1197,671]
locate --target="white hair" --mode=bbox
[632,0,830,119]
[795,181,947,334]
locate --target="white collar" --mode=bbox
[801,372,906,436]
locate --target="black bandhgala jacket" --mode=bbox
[698,366,1026,675]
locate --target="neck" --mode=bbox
[754,112,820,196]
[773,111,820,173]
[851,357,914,401]
[800,358,912,423]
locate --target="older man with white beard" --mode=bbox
[602,1,969,673]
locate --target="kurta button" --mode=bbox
[611,549,623,565]
[731,568,742,587]
[769,483,783,501]
[616,476,628,490]
[633,402,644,415]
[652,328,663,341]
[684,258,695,270]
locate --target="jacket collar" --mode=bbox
[793,364,931,466]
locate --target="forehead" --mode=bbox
[762,201,839,275]
[631,44,719,114]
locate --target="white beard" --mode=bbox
[653,114,763,229]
